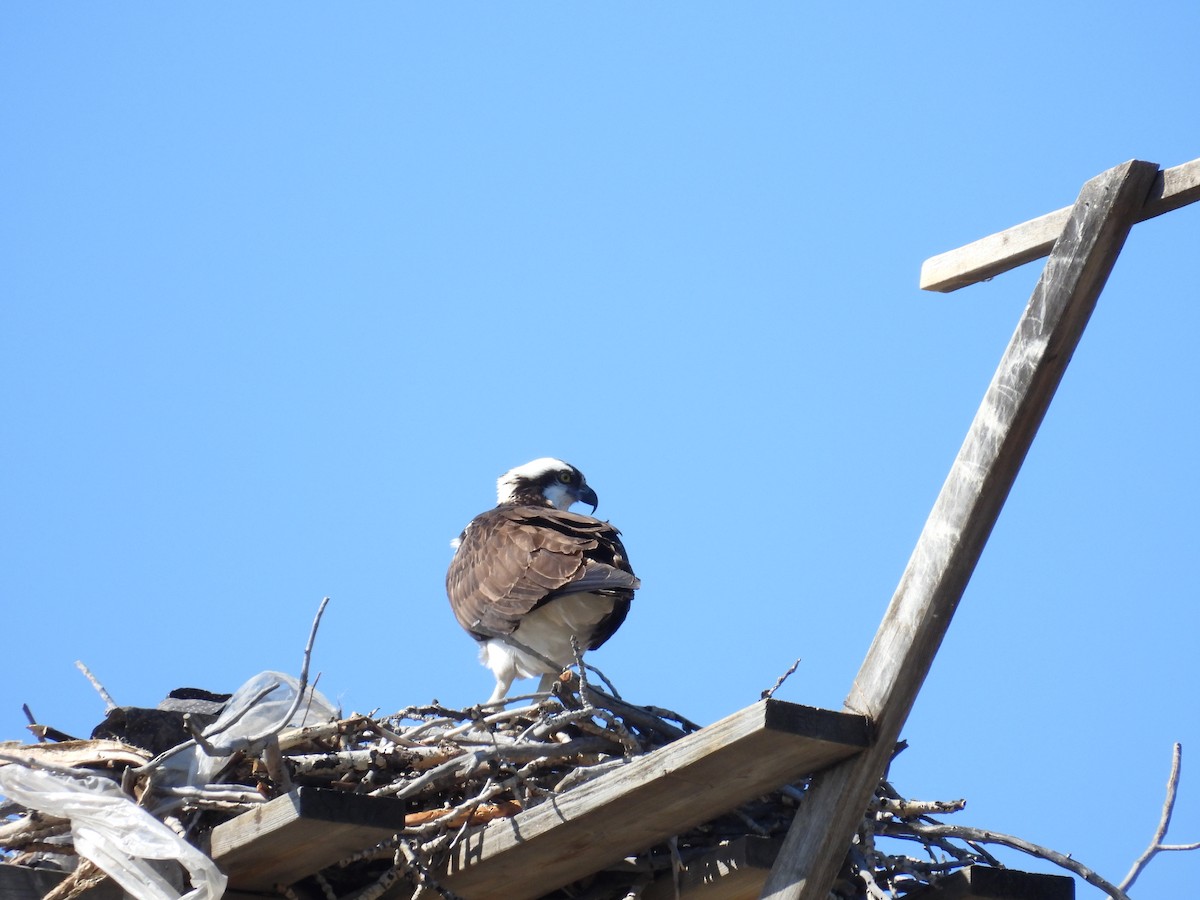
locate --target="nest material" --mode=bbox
[1,672,1016,900]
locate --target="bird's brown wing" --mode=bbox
[446,505,639,642]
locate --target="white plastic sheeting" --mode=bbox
[161,670,337,786]
[0,670,338,899]
[0,765,226,900]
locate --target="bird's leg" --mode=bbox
[488,673,515,705]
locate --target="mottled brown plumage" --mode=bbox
[448,505,637,641]
[446,459,639,701]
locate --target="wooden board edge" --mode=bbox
[209,786,408,860]
[900,864,1075,900]
[919,155,1200,293]
[439,701,869,898]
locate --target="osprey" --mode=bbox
[447,458,639,703]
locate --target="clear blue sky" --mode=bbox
[4,5,1198,894]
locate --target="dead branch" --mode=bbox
[41,858,106,900]
[1118,742,1200,895]
[878,820,1127,899]
[20,704,46,743]
[761,657,802,700]
[872,795,966,818]
[256,595,329,746]
[74,661,117,713]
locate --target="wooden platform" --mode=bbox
[203,699,868,896]
[438,700,869,900]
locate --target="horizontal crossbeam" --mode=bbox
[920,156,1200,292]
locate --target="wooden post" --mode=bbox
[759,159,1160,899]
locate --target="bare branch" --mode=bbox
[74,660,117,712]
[761,657,802,700]
[1119,742,1200,894]
[242,595,330,745]
[20,704,46,743]
[879,821,1127,899]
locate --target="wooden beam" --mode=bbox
[438,700,869,900]
[640,844,1073,900]
[760,160,1161,900]
[920,156,1200,292]
[209,786,409,891]
[642,837,782,899]
[901,865,1075,900]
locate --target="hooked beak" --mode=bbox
[577,484,599,513]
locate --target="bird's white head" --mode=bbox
[496,458,599,511]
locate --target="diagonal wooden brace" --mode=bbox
[760,159,1161,899]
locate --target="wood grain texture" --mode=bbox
[209,786,409,891]
[920,156,1200,292]
[760,160,1160,900]
[437,700,869,900]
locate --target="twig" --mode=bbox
[761,657,802,700]
[0,751,117,781]
[135,681,282,774]
[313,871,338,900]
[137,597,330,778]
[873,796,966,818]
[21,704,45,743]
[74,661,117,712]
[25,724,81,743]
[879,821,1128,899]
[1118,742,1200,894]
[242,595,330,745]
[581,661,622,699]
[580,685,691,742]
[0,815,71,847]
[395,839,465,900]
[42,858,106,900]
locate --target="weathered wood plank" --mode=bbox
[761,160,1161,900]
[438,700,869,900]
[643,837,782,899]
[901,865,1075,900]
[209,786,409,891]
[920,156,1200,292]
[641,845,1073,900]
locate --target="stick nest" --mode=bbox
[1,672,1031,900]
